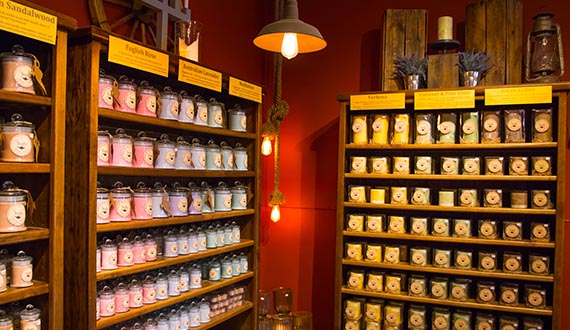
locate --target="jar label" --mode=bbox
[10,134,32,157]
[146,96,157,113]
[102,87,113,106]
[170,102,179,117]
[214,110,223,125]
[198,108,208,123]
[164,150,176,165]
[125,91,136,109]
[116,200,131,217]
[14,65,34,88]
[7,203,26,226]
[143,149,154,165]
[98,142,109,162]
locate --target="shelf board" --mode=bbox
[0,90,51,106]
[96,272,254,329]
[343,231,555,249]
[97,240,254,281]
[98,166,255,178]
[97,209,255,233]
[0,163,51,174]
[98,108,257,140]
[342,259,554,282]
[343,202,557,215]
[0,281,49,305]
[344,173,557,182]
[190,301,253,330]
[341,288,553,316]
[0,227,49,246]
[346,142,558,150]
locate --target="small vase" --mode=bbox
[404,75,420,90]
[462,71,480,87]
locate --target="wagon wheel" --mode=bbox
[88,0,190,52]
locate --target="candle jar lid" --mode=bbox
[156,134,175,148]
[111,181,132,198]
[189,302,199,312]
[206,139,219,151]
[143,275,156,286]
[98,130,110,137]
[144,318,158,329]
[0,181,27,201]
[134,131,155,145]
[152,182,167,194]
[179,90,195,101]
[175,136,191,150]
[200,299,210,308]
[169,182,189,196]
[12,250,32,265]
[214,181,230,193]
[156,313,168,325]
[0,310,12,326]
[130,279,142,289]
[228,104,245,115]
[133,182,152,196]
[187,182,201,193]
[1,113,34,132]
[195,95,208,106]
[231,181,246,193]
[160,86,179,100]
[168,270,179,280]
[137,80,156,95]
[117,75,136,90]
[156,272,167,282]
[132,236,145,248]
[220,141,233,151]
[190,138,204,150]
[99,285,114,298]
[0,45,34,64]
[178,229,188,239]
[112,128,132,143]
[98,69,116,84]
[115,282,128,294]
[233,143,247,153]
[164,231,177,240]
[118,237,132,249]
[101,239,117,250]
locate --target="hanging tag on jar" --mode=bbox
[156,91,162,116]
[206,188,214,210]
[24,189,35,219]
[32,130,40,163]
[31,57,47,96]
[160,191,172,216]
[112,80,121,108]
[127,186,136,218]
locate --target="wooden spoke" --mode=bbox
[129,19,140,40]
[110,11,136,30]
[103,0,132,8]
[141,23,147,45]
[147,25,158,46]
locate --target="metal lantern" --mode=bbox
[525,13,564,82]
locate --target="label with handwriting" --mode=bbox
[108,36,169,77]
[414,90,475,110]
[485,86,552,105]
[350,93,405,110]
[0,0,57,44]
[178,59,222,92]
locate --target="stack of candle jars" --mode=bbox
[350,108,553,145]
[97,72,248,132]
[0,303,42,329]
[0,249,34,291]
[96,222,242,271]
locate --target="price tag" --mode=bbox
[178,59,222,92]
[229,77,262,103]
[0,0,57,45]
[108,36,169,77]
[414,90,475,110]
[485,86,552,105]
[350,93,405,110]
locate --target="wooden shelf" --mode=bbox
[342,259,554,282]
[0,163,51,174]
[96,272,254,329]
[97,209,255,233]
[0,227,49,246]
[98,166,255,178]
[344,173,557,182]
[0,90,51,107]
[98,109,257,140]
[97,240,254,281]
[341,288,553,316]
[344,202,557,215]
[346,142,558,150]
[0,281,49,305]
[189,301,253,330]
[343,231,556,249]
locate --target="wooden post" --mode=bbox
[428,54,460,88]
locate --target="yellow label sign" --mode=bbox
[350,93,405,110]
[108,36,169,77]
[0,0,57,45]
[229,77,262,103]
[178,59,222,92]
[485,86,552,105]
[414,90,475,110]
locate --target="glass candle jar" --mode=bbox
[214,182,232,212]
[109,182,132,222]
[197,228,207,251]
[98,70,116,109]
[117,237,134,267]
[174,137,192,170]
[114,75,137,113]
[144,319,159,330]
[163,231,179,257]
[0,45,36,94]
[110,129,133,167]
[216,224,225,247]
[129,279,143,308]
[220,141,234,170]
[100,239,118,270]
[187,183,203,215]
[199,300,211,323]
[228,104,247,132]
[189,138,206,170]
[144,235,158,262]
[132,182,152,220]
[206,226,217,249]
[188,229,199,253]
[190,264,202,289]
[167,270,181,297]
[178,306,190,329]
[158,87,180,121]
[179,267,189,292]
[99,286,116,317]
[11,251,32,287]
[209,260,221,281]
[114,282,130,313]
[224,224,232,246]
[205,140,223,170]
[240,252,248,273]
[231,182,248,210]
[233,143,248,171]
[168,309,181,329]
[189,303,200,327]
[152,182,170,219]
[194,95,209,126]
[156,313,169,330]
[142,276,157,304]
[168,182,189,217]
[207,98,225,128]
[155,134,176,169]
[97,130,111,166]
[0,181,28,232]
[1,113,36,163]
[178,91,195,123]
[232,222,241,243]
[132,236,146,264]
[155,273,169,300]
[133,132,155,168]
[136,80,157,117]
[177,230,190,255]
[221,257,233,279]
[274,287,293,314]
[232,255,241,276]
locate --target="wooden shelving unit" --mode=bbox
[335,84,569,329]
[64,26,260,329]
[0,1,76,328]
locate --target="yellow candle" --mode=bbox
[438,16,453,40]
[370,188,386,204]
[351,115,368,144]
[391,114,410,144]
[371,114,389,144]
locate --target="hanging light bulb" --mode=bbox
[261,136,273,155]
[281,33,299,59]
[270,204,281,222]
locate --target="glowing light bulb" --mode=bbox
[281,33,298,59]
[270,204,281,222]
[261,136,272,155]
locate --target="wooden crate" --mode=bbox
[465,0,523,85]
[428,53,460,88]
[381,9,428,91]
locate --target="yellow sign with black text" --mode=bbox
[350,93,405,110]
[108,36,169,77]
[0,0,57,45]
[485,86,552,105]
[414,90,475,110]
[178,59,222,92]
[229,77,262,103]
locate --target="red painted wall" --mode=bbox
[20,0,570,329]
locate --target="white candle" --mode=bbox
[438,16,453,40]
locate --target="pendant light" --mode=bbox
[253,0,327,59]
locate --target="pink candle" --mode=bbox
[132,236,146,264]
[109,182,132,222]
[133,133,155,168]
[96,186,110,224]
[114,76,137,113]
[136,81,157,117]
[98,286,115,317]
[98,71,116,110]
[117,238,134,267]
[0,181,28,233]
[114,283,130,313]
[97,131,110,166]
[110,130,133,167]
[0,114,36,163]
[100,240,117,270]
[0,45,35,94]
